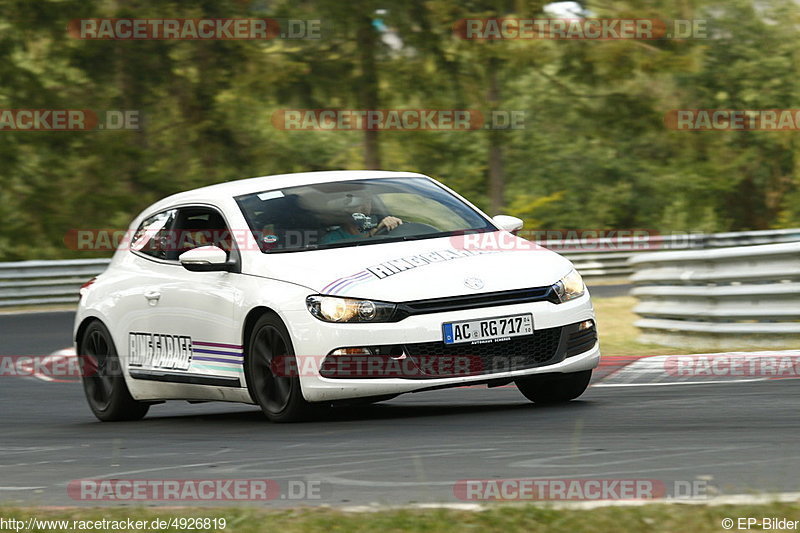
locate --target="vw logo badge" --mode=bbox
[464,277,484,290]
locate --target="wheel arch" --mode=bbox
[240,305,291,406]
[242,306,281,355]
[75,315,104,348]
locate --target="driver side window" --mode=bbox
[168,206,233,261]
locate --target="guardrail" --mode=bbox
[0,259,110,308]
[557,228,800,280]
[629,242,800,348]
[1,228,799,308]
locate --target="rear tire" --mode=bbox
[515,370,592,404]
[245,313,324,422]
[79,321,150,421]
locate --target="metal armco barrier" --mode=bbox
[557,228,800,280]
[1,228,799,308]
[629,242,800,348]
[0,258,110,308]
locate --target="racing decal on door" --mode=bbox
[127,333,244,387]
[129,332,192,370]
[190,341,244,374]
[128,334,243,373]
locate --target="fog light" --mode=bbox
[578,320,595,331]
[330,347,373,356]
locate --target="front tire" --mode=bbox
[515,370,592,404]
[79,321,149,421]
[245,313,322,422]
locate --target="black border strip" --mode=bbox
[396,286,558,318]
[129,369,241,388]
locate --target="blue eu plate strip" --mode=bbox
[443,323,454,345]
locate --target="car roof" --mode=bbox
[144,170,430,214]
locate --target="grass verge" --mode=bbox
[591,296,685,357]
[592,296,800,356]
[1,502,799,532]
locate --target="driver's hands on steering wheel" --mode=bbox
[369,216,402,236]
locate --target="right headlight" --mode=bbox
[552,269,585,303]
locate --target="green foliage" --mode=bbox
[0,0,799,259]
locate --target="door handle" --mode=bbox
[144,290,161,301]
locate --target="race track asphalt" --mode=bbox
[0,310,797,508]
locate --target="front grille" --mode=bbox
[403,326,563,376]
[396,286,558,318]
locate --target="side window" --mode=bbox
[167,206,233,261]
[130,209,177,260]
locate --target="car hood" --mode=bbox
[247,233,574,302]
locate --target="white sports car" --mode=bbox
[75,171,599,422]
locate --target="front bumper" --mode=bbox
[281,292,599,402]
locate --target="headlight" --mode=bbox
[306,295,397,323]
[552,269,585,303]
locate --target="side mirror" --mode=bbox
[179,246,236,272]
[492,215,524,232]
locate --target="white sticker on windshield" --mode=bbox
[258,190,285,201]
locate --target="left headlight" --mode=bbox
[306,295,397,323]
[552,269,585,303]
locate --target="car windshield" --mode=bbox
[235,177,495,253]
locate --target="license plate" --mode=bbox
[442,313,533,345]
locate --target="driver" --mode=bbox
[321,194,402,244]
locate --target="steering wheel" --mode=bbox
[373,221,439,237]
